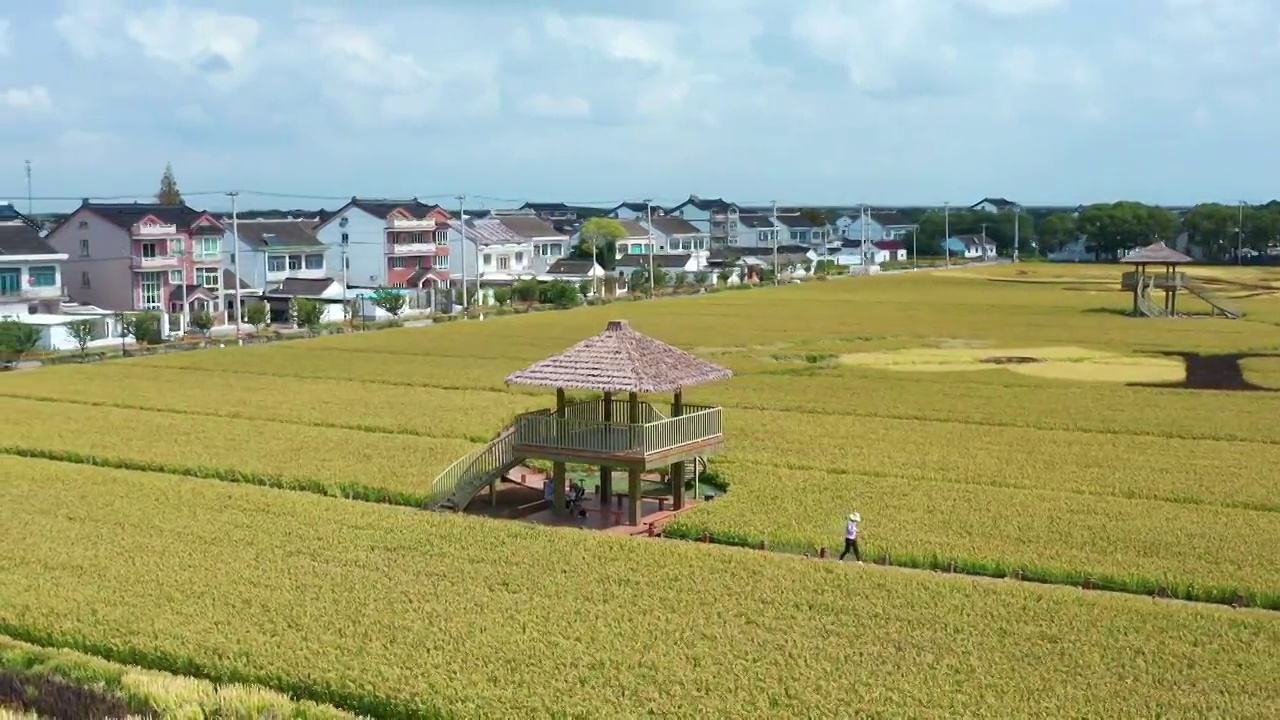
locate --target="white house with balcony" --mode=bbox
[445,213,569,304]
[837,209,916,242]
[0,208,67,315]
[668,195,739,248]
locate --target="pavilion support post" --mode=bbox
[1131,265,1140,315]
[553,388,567,516]
[599,391,613,506]
[628,392,642,525]
[669,389,685,510]
[489,478,498,507]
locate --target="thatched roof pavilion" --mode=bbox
[505,320,733,393]
[506,320,732,524]
[1122,242,1193,316]
[1124,241,1192,266]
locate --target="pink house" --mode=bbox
[44,201,229,335]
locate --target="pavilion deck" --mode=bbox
[1121,270,1188,290]
[512,399,723,471]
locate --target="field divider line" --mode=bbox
[0,394,489,444]
[716,458,1280,515]
[118,365,1280,447]
[658,526,1280,612]
[3,448,1274,616]
[0,446,432,510]
[0,621,398,720]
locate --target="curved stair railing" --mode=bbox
[428,425,520,510]
[1183,278,1243,318]
[1137,276,1166,317]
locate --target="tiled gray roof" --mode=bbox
[235,220,323,249]
[0,221,58,255]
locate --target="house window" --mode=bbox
[140,274,161,306]
[435,255,449,269]
[482,253,493,266]
[497,256,510,271]
[169,238,183,254]
[514,251,524,263]
[79,239,90,257]
[433,230,447,243]
[790,231,802,241]
[80,271,91,288]
[169,270,183,284]
[28,266,57,287]
[757,231,769,243]
[140,242,159,259]
[341,232,349,245]
[389,256,406,269]
[267,255,286,273]
[78,220,88,229]
[287,254,302,270]
[344,257,349,270]
[304,254,324,270]
[199,236,220,257]
[551,243,563,255]
[196,267,220,288]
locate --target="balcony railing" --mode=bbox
[512,401,722,461]
[387,242,438,255]
[388,217,436,229]
[131,255,183,270]
[0,286,62,301]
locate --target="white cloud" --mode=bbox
[542,14,680,70]
[54,0,123,59]
[792,0,963,99]
[520,93,592,119]
[123,6,260,89]
[1,86,52,113]
[966,0,1067,16]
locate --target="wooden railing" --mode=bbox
[428,425,516,508]
[512,403,722,458]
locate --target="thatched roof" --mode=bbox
[1125,241,1192,265]
[505,320,733,393]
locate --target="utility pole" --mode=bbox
[1237,200,1245,265]
[456,194,467,310]
[228,191,242,343]
[912,225,918,271]
[179,243,189,338]
[1013,207,1021,263]
[645,198,655,297]
[770,200,779,285]
[943,202,951,268]
[860,204,868,270]
[24,160,32,215]
[340,229,349,319]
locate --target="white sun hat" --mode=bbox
[848,512,860,522]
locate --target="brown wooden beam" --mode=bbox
[600,391,613,505]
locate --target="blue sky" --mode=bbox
[1,0,1278,212]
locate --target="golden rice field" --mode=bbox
[1,457,1276,719]
[2,263,1280,717]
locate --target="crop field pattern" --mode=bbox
[2,264,1280,717]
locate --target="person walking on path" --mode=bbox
[840,512,862,562]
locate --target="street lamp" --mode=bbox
[943,201,951,268]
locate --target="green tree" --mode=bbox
[537,280,579,307]
[1243,206,1280,252]
[492,286,513,306]
[1076,202,1179,259]
[799,208,830,229]
[716,267,734,286]
[512,279,540,303]
[117,310,162,347]
[573,217,627,271]
[64,318,97,358]
[290,297,326,335]
[190,309,214,338]
[245,301,270,333]
[1038,213,1079,253]
[370,286,408,318]
[156,162,183,205]
[1182,203,1240,260]
[0,319,41,362]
